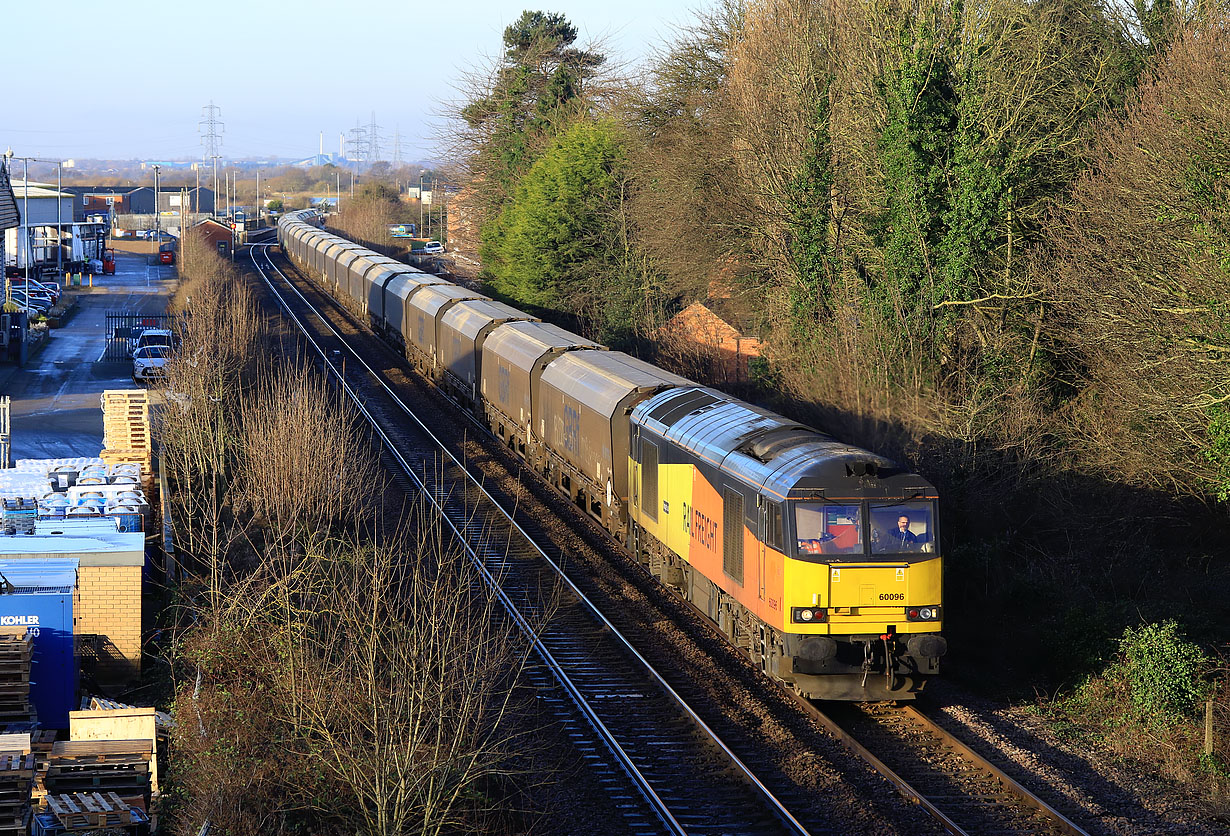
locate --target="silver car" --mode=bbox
[132,345,170,382]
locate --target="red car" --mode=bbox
[158,250,174,265]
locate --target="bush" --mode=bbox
[1118,620,1210,725]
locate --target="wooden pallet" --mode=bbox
[47,792,133,830]
[99,451,152,471]
[101,390,149,405]
[0,755,34,779]
[26,732,53,762]
[49,740,152,763]
[0,808,28,836]
[0,639,33,659]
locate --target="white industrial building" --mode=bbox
[4,181,104,270]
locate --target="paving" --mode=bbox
[0,252,175,460]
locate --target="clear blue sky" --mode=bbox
[2,0,702,164]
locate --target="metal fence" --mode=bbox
[103,312,177,362]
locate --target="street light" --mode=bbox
[152,164,161,249]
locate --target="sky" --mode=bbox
[1,0,703,165]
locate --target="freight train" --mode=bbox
[276,211,947,700]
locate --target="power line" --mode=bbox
[366,111,382,163]
[347,119,367,164]
[198,101,224,163]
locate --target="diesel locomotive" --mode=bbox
[277,210,947,700]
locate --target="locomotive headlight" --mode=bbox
[792,607,827,624]
[906,606,940,622]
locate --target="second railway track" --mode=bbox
[244,240,1097,836]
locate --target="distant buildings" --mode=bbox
[60,187,216,221]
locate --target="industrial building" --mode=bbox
[60,186,216,222]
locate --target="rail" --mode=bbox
[801,699,1091,836]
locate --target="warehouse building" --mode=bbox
[4,181,73,270]
[0,521,144,688]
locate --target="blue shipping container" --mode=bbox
[0,559,79,729]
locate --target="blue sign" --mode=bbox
[0,559,78,729]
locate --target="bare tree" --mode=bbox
[1049,21,1230,497]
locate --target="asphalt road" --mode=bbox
[0,252,175,461]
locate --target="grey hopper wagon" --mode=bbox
[404,284,488,375]
[380,272,447,346]
[481,321,603,462]
[437,300,538,406]
[537,350,692,531]
[323,242,369,295]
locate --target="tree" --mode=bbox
[1050,23,1230,498]
[457,11,604,227]
[483,120,635,334]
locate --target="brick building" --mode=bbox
[0,528,145,686]
[190,218,234,255]
[655,300,763,383]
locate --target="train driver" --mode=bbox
[893,514,919,547]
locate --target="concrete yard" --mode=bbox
[0,251,175,460]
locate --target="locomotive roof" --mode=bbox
[632,387,935,500]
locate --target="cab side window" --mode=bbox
[763,501,783,550]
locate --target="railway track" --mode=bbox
[247,244,817,836]
[248,240,1097,836]
[801,699,1090,836]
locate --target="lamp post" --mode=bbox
[152,164,161,249]
[21,159,29,309]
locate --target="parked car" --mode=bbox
[134,328,177,352]
[11,279,59,305]
[9,291,51,314]
[132,345,171,382]
[421,241,445,255]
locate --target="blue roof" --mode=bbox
[0,559,79,593]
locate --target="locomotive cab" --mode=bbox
[781,495,946,700]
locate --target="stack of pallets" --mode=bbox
[42,741,151,808]
[0,753,34,836]
[100,391,152,474]
[43,791,141,831]
[0,637,33,726]
[0,499,36,535]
